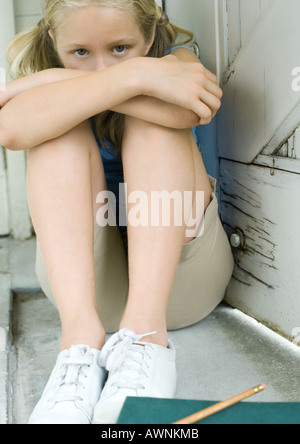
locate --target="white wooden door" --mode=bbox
[165,0,300,342]
[218,0,300,164]
[219,0,300,342]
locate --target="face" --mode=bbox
[50,5,154,71]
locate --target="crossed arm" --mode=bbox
[0,49,222,151]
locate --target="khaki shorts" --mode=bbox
[35,177,234,333]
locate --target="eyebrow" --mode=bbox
[65,37,137,49]
[65,37,136,49]
[108,37,137,46]
[64,42,92,49]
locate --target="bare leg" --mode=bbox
[26,121,106,350]
[120,118,212,347]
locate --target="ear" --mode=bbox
[48,29,55,42]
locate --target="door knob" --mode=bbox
[230,229,245,249]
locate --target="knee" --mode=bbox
[123,116,163,142]
[123,116,193,150]
[124,116,156,130]
[28,121,96,161]
[124,116,178,142]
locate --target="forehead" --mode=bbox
[56,5,144,45]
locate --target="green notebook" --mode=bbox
[117,397,300,425]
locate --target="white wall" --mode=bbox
[0,1,16,236]
[166,0,217,74]
[13,0,44,32]
[0,0,44,239]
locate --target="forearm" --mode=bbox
[0,55,221,150]
[55,68,200,129]
[52,68,200,128]
[112,97,199,129]
[0,64,140,150]
[113,49,203,129]
[2,68,199,130]
[0,68,88,108]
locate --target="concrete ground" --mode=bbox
[1,236,300,424]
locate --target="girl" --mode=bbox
[0,0,234,424]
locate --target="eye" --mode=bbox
[74,49,88,57]
[113,45,127,55]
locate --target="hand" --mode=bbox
[142,55,223,125]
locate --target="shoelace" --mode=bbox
[100,329,156,390]
[48,346,94,403]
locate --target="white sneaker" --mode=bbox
[92,329,177,425]
[29,345,106,424]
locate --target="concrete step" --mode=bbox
[1,237,300,424]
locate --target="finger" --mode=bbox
[192,101,213,125]
[197,65,223,98]
[197,89,222,115]
[202,78,223,100]
[202,66,218,84]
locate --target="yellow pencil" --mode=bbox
[173,383,267,425]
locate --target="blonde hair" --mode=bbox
[7,0,193,151]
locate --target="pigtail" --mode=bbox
[7,18,62,80]
[148,8,175,58]
[148,6,194,59]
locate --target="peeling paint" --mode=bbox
[220,159,300,339]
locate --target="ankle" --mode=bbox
[60,315,106,351]
[141,331,169,348]
[119,318,168,348]
[61,329,106,351]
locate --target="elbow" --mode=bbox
[171,110,200,130]
[0,124,14,150]
[0,134,19,151]
[0,125,23,151]
[0,116,32,150]
[182,111,200,129]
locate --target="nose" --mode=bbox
[95,56,108,71]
